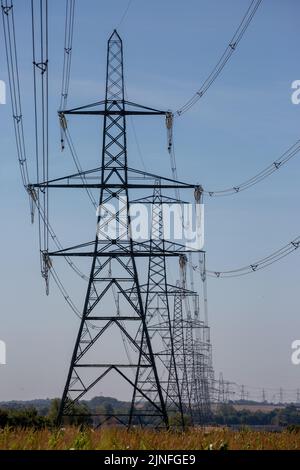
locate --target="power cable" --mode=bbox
[203,139,300,197]
[190,236,300,278]
[117,0,133,29]
[176,0,263,116]
[2,0,91,319]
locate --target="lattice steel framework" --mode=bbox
[176,255,213,424]
[56,31,169,426]
[32,30,204,428]
[129,185,185,427]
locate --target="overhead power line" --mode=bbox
[59,0,75,151]
[31,0,50,288]
[2,0,89,318]
[1,1,30,188]
[4,1,298,325]
[203,138,300,197]
[117,0,133,29]
[60,0,75,111]
[190,236,300,278]
[176,0,263,116]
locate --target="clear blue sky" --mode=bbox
[0,0,299,403]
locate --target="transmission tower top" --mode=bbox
[106,30,124,101]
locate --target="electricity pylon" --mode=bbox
[32,30,202,427]
[129,184,185,427]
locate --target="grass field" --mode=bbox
[0,427,300,450]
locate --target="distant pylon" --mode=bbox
[129,184,185,427]
[217,373,225,405]
[279,387,284,404]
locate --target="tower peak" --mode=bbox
[108,29,121,42]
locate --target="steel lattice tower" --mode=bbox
[130,185,185,427]
[32,30,204,428]
[176,255,212,423]
[57,31,169,426]
[168,284,193,421]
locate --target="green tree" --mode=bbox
[48,398,92,426]
[169,412,192,428]
[0,409,8,428]
[48,398,61,424]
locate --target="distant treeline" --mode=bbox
[1,399,300,428]
[214,404,300,427]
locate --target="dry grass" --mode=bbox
[0,426,300,450]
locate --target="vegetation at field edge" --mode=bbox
[1,427,300,450]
